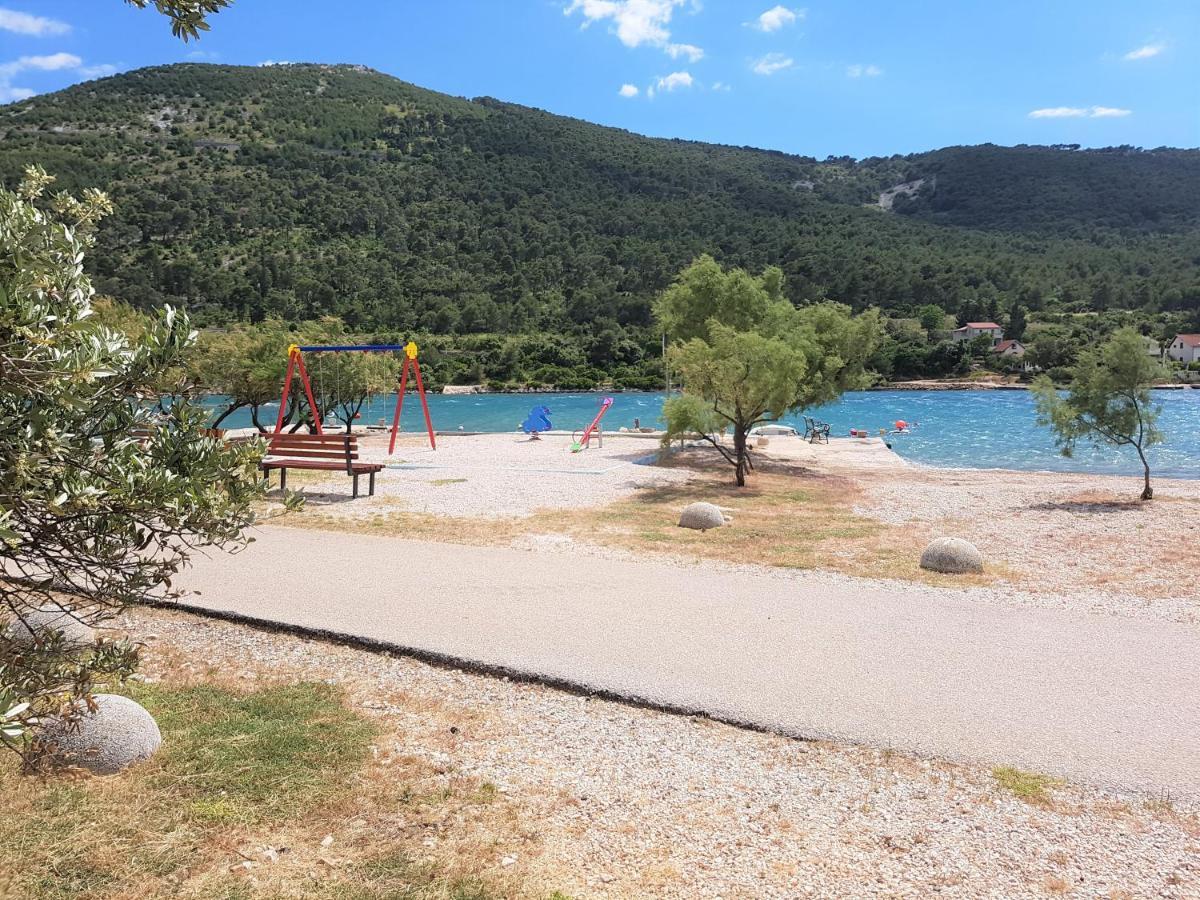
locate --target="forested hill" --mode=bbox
[1,63,1198,357]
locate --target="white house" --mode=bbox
[951,322,1004,345]
[993,339,1026,358]
[1167,334,1200,364]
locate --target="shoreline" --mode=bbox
[236,426,1200,483]
[436,382,1198,394]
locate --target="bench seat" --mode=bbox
[260,432,384,498]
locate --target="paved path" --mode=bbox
[171,526,1200,797]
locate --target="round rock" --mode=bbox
[678,502,726,531]
[920,537,984,574]
[38,694,162,775]
[4,605,95,649]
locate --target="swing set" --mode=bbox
[273,341,436,452]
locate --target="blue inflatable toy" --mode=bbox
[521,405,552,436]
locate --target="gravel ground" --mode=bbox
[274,431,692,519]
[118,608,1200,900]
[850,464,1200,617]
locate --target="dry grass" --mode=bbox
[0,670,548,900]
[272,454,999,587]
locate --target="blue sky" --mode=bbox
[2,1,1196,157]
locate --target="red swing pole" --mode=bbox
[294,351,323,435]
[273,346,298,434]
[387,354,411,455]
[411,356,436,451]
[388,341,436,452]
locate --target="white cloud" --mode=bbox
[750,5,802,32]
[711,80,731,92]
[79,63,118,78]
[5,52,81,73]
[0,8,70,36]
[1029,105,1132,119]
[654,70,693,92]
[1029,106,1087,118]
[258,59,292,67]
[618,82,639,97]
[566,0,685,49]
[846,63,882,78]
[0,52,115,103]
[665,42,703,62]
[751,52,793,76]
[1123,43,1164,61]
[565,0,702,61]
[0,84,33,102]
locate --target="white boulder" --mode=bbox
[678,502,726,531]
[4,605,95,649]
[38,694,162,775]
[920,537,984,574]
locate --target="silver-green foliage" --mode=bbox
[1032,327,1165,500]
[0,166,262,750]
[657,256,880,486]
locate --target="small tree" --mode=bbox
[917,304,946,334]
[196,321,300,431]
[657,257,880,486]
[1032,327,1165,500]
[0,167,262,750]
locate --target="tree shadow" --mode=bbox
[1030,498,1145,514]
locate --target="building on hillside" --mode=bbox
[1143,335,1164,360]
[993,339,1037,372]
[1167,334,1200,364]
[951,322,1004,345]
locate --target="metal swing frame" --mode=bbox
[273,341,436,451]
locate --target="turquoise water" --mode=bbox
[203,389,1200,478]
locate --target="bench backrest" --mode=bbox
[265,432,359,474]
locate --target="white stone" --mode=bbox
[3,605,95,649]
[919,537,984,574]
[38,694,162,774]
[678,502,726,531]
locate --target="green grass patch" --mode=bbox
[140,681,376,825]
[992,765,1063,804]
[0,681,377,899]
[430,478,469,487]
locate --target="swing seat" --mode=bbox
[261,433,383,499]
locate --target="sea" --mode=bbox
[200,389,1200,479]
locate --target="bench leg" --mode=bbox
[353,473,360,499]
[280,468,288,491]
[369,470,376,496]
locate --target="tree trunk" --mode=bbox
[211,402,245,430]
[1137,445,1153,501]
[733,426,748,487]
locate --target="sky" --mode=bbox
[1,1,1196,158]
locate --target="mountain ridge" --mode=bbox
[1,63,1197,382]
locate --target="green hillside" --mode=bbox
[1,62,1198,384]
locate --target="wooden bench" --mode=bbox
[260,433,384,498]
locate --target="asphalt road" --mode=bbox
[169,525,1200,797]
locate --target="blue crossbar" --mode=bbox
[297,344,410,352]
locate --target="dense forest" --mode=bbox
[2,63,1198,386]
